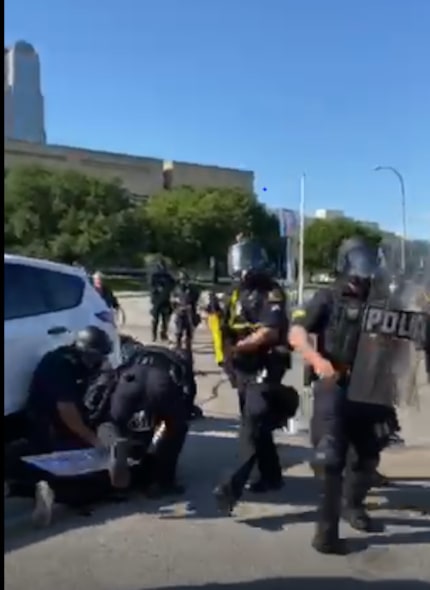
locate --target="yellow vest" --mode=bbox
[227,288,262,332]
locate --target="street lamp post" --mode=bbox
[297,173,306,305]
[374,166,407,273]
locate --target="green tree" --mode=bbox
[145,185,280,266]
[304,217,382,274]
[4,165,149,267]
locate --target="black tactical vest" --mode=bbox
[226,283,290,373]
[323,290,364,368]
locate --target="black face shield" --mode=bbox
[227,240,269,279]
[345,247,379,279]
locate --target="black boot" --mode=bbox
[312,473,348,555]
[343,463,376,533]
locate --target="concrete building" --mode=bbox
[313,209,381,231]
[314,208,345,220]
[4,41,46,144]
[163,160,254,193]
[4,139,254,198]
[4,40,254,196]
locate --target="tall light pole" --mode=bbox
[297,173,306,305]
[374,166,407,273]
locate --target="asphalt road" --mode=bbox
[4,298,430,590]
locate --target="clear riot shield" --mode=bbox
[347,252,430,407]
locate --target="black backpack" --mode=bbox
[84,361,120,426]
[84,336,194,425]
[120,335,195,395]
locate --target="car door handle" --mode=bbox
[47,326,68,335]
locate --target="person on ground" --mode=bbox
[4,326,119,526]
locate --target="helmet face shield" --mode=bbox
[227,241,268,277]
[346,248,379,279]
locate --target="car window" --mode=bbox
[4,262,50,320]
[40,268,85,312]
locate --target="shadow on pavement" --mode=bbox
[189,416,240,434]
[367,479,430,515]
[149,577,430,589]
[4,419,430,559]
[4,419,310,553]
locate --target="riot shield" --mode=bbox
[348,252,430,407]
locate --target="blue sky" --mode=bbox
[5,0,430,239]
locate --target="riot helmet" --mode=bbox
[75,325,113,368]
[336,237,380,278]
[227,238,269,282]
[336,236,382,298]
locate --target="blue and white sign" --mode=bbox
[278,209,298,238]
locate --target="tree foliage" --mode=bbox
[4,166,280,270]
[4,166,149,267]
[5,165,387,276]
[145,185,280,266]
[304,217,383,274]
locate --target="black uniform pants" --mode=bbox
[110,366,189,485]
[311,381,382,537]
[151,301,171,340]
[175,311,193,351]
[149,419,188,485]
[226,367,297,501]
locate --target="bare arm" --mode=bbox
[288,289,336,376]
[236,326,278,353]
[57,402,100,447]
[288,325,321,367]
[236,286,287,353]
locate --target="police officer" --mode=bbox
[171,270,200,353]
[288,236,388,554]
[5,326,114,526]
[213,238,297,512]
[26,325,114,452]
[150,260,175,342]
[109,344,191,497]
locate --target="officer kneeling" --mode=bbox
[108,342,191,498]
[5,326,116,526]
[213,237,298,513]
[288,237,394,555]
[5,328,190,526]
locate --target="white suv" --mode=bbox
[4,254,122,438]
